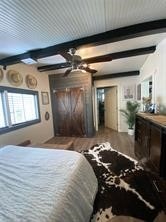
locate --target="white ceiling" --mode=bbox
[90,55,148,75]
[0,0,166,76]
[78,33,166,59]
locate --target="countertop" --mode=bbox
[137,112,166,128]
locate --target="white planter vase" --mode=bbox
[128,128,134,136]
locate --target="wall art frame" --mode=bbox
[41,91,49,105]
[122,85,135,100]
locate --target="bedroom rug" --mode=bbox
[82,142,163,222]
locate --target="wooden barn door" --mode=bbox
[54,87,85,137]
[70,88,85,136]
[54,89,71,136]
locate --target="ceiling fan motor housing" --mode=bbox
[72,55,82,62]
[71,54,82,69]
[69,48,77,55]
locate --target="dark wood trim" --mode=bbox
[38,62,71,72]
[0,19,165,66]
[0,119,41,135]
[0,86,39,95]
[93,71,139,81]
[38,46,155,72]
[84,46,156,64]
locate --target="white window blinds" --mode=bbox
[8,93,38,125]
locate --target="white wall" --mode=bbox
[94,76,138,132]
[0,63,54,146]
[138,38,166,112]
[94,38,166,132]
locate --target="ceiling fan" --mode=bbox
[37,46,155,73]
[63,48,97,76]
[37,47,114,73]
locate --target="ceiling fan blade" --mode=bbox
[82,66,97,74]
[63,68,72,77]
[60,51,72,61]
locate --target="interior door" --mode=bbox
[54,87,85,136]
[54,88,71,136]
[70,87,85,136]
[104,86,118,130]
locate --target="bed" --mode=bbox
[0,145,98,222]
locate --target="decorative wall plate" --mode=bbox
[25,74,37,89]
[0,68,4,82]
[45,112,50,121]
[7,70,23,86]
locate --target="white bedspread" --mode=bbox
[0,146,98,222]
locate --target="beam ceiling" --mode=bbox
[37,46,156,72]
[93,71,140,81]
[0,19,165,67]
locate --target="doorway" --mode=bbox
[96,86,118,131]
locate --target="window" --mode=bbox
[0,93,6,128]
[8,93,38,124]
[0,86,40,134]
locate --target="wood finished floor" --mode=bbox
[46,126,136,159]
[46,127,166,222]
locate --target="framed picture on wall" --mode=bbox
[122,85,135,100]
[41,92,49,105]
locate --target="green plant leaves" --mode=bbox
[120,101,140,129]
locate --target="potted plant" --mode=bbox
[120,101,140,135]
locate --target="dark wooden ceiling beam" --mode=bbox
[38,62,71,72]
[0,19,165,66]
[83,46,156,64]
[37,46,155,72]
[93,71,139,81]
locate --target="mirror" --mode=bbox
[140,76,154,112]
[141,76,152,100]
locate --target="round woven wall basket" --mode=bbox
[7,70,23,86]
[25,74,37,89]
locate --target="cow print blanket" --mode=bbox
[82,142,162,222]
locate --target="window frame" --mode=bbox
[0,86,41,135]
[0,92,7,129]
